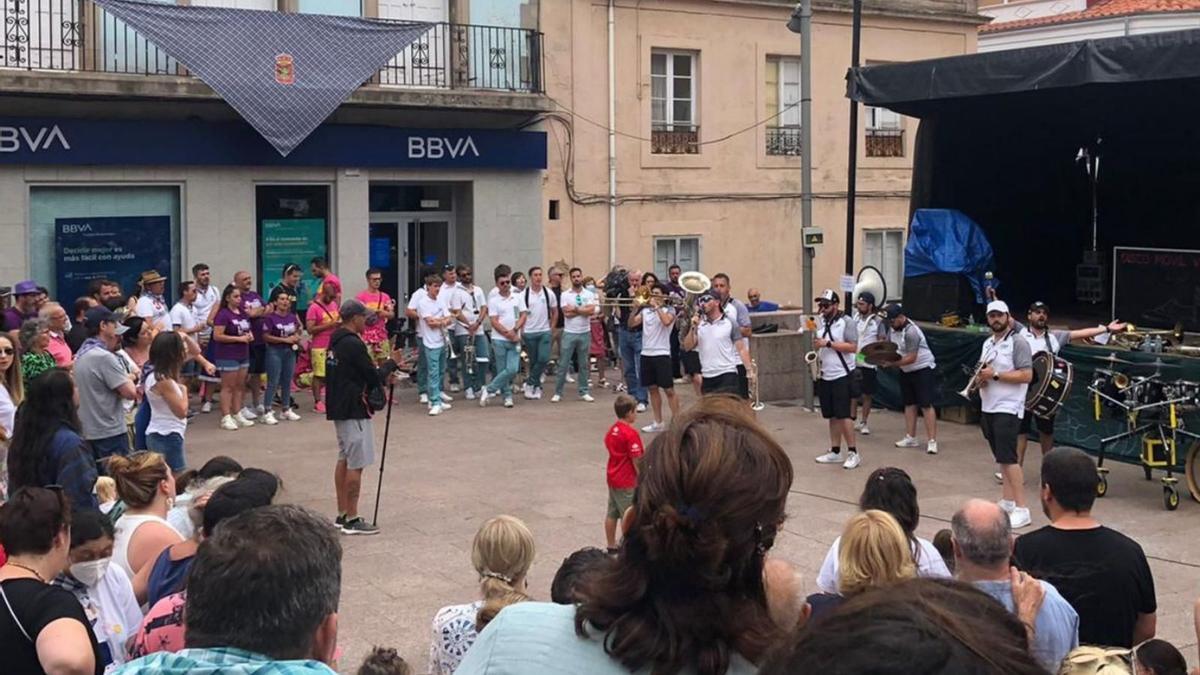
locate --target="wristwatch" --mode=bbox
[992,373,1000,381]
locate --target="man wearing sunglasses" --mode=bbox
[811,290,861,470]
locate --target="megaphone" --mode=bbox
[851,265,887,307]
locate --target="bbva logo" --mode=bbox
[0,125,71,153]
[407,136,480,160]
[61,223,92,234]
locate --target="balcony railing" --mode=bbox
[651,125,699,155]
[0,0,544,93]
[766,126,802,156]
[865,127,905,157]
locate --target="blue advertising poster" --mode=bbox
[260,218,326,313]
[55,215,172,305]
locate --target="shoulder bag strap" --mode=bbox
[0,584,32,642]
[823,315,853,376]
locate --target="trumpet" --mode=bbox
[957,354,995,399]
[440,317,457,360]
[463,335,476,378]
[751,359,765,411]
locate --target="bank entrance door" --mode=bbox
[367,215,454,306]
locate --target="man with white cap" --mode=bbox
[974,299,1034,528]
[811,289,861,470]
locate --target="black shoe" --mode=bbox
[334,513,347,528]
[340,517,379,535]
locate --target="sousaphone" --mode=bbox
[851,265,887,308]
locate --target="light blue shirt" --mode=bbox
[973,579,1079,673]
[454,601,758,675]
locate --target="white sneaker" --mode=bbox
[859,424,871,436]
[201,401,213,414]
[450,383,461,393]
[437,401,453,410]
[551,394,562,403]
[220,414,238,431]
[255,404,266,416]
[998,499,1016,513]
[853,420,864,431]
[419,393,429,404]
[282,409,301,421]
[926,440,939,455]
[479,389,490,407]
[239,407,258,420]
[1009,507,1032,528]
[234,412,255,428]
[523,384,534,399]
[815,451,843,464]
[428,405,443,416]
[642,421,665,433]
[993,472,1004,484]
[503,397,514,408]
[441,393,454,402]
[843,451,861,470]
[262,411,279,426]
[580,394,596,402]
[533,387,543,399]
[465,388,476,400]
[895,435,920,448]
[566,373,576,383]
[635,402,647,413]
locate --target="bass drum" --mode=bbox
[1026,353,1074,419]
[1188,441,1200,504]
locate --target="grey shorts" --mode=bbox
[335,419,375,471]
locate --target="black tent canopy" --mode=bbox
[845,29,1200,326]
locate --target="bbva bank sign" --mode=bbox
[0,125,70,153]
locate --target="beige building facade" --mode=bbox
[539,0,984,306]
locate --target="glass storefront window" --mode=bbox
[256,185,331,313]
[29,185,181,306]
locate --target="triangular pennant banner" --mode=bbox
[93,0,430,156]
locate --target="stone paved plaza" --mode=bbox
[182,383,1200,672]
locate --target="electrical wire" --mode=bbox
[545,95,802,146]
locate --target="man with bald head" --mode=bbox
[747,288,778,313]
[951,498,1077,671]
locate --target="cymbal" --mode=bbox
[1097,353,1134,366]
[861,340,899,356]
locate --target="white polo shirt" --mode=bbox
[192,284,219,338]
[640,306,675,357]
[892,320,937,373]
[169,301,198,334]
[697,314,742,378]
[979,332,1033,417]
[488,291,527,342]
[815,313,857,381]
[522,285,554,334]
[416,292,449,349]
[855,313,886,370]
[449,284,487,338]
[559,287,598,334]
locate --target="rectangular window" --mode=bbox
[866,106,904,157]
[765,56,802,156]
[256,185,331,314]
[30,186,182,305]
[863,230,905,300]
[297,0,363,16]
[654,236,700,279]
[650,50,698,154]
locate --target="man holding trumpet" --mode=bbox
[628,283,678,432]
[810,290,861,470]
[681,292,753,399]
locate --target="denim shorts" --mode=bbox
[146,432,186,472]
[215,358,249,373]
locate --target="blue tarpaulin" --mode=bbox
[904,209,998,304]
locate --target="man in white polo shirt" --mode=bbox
[480,265,527,408]
[628,282,677,432]
[449,264,489,399]
[974,300,1034,528]
[521,266,557,400]
[682,292,753,398]
[553,267,598,403]
[882,303,939,454]
[406,267,450,406]
[416,271,454,416]
[811,289,862,470]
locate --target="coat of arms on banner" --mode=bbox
[275,53,295,85]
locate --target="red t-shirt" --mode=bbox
[605,421,644,489]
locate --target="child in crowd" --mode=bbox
[358,647,411,675]
[94,476,117,513]
[604,393,644,551]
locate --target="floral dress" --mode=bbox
[20,351,56,382]
[429,600,484,675]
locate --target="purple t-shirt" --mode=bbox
[240,290,266,344]
[3,307,34,332]
[212,308,251,362]
[261,311,300,347]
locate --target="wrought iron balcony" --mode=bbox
[0,0,544,93]
[865,127,905,158]
[651,125,699,155]
[766,126,802,156]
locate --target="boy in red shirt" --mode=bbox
[605,393,644,550]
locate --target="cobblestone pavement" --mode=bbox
[183,382,1200,672]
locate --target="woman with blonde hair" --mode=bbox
[428,514,535,674]
[806,509,917,619]
[108,451,183,579]
[1058,646,1133,675]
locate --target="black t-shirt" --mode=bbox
[0,578,104,675]
[1014,525,1156,648]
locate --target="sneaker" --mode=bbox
[616,382,628,393]
[642,421,665,433]
[262,411,279,426]
[282,409,301,422]
[1009,507,1032,529]
[419,393,429,404]
[440,402,452,410]
[894,435,920,448]
[334,513,347,528]
[340,517,380,536]
[843,451,862,470]
[859,424,871,436]
[220,415,239,431]
[815,451,843,464]
[926,440,939,455]
[450,383,461,393]
[523,384,534,399]
[234,412,255,428]
[479,389,491,407]
[465,388,476,400]
[566,373,576,383]
[998,499,1016,513]
[534,387,544,399]
[255,404,266,416]
[636,402,647,413]
[428,405,443,416]
[200,400,213,414]
[580,393,596,403]
[314,401,326,414]
[503,397,514,408]
[551,394,562,403]
[441,393,454,403]
[852,420,864,432]
[239,407,258,421]
[993,471,1004,484]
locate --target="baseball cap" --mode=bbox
[339,299,379,326]
[0,286,10,299]
[815,289,840,305]
[12,280,38,296]
[986,300,1010,315]
[856,291,876,306]
[1028,301,1049,312]
[84,306,129,334]
[882,303,904,320]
